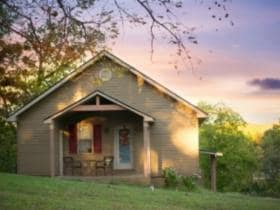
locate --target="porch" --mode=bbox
[45,91,154,180]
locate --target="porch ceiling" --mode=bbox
[44,90,154,123]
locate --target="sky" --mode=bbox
[111,0,280,124]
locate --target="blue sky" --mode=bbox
[112,0,280,124]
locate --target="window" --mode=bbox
[77,121,93,154]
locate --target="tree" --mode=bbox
[0,116,16,172]
[198,102,259,192]
[0,40,33,116]
[261,121,280,183]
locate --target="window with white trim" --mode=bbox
[77,121,93,154]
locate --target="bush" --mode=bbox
[265,177,280,198]
[241,179,267,196]
[232,121,280,198]
[163,167,179,188]
[242,178,280,198]
[181,175,198,191]
[261,122,280,182]
[162,168,198,191]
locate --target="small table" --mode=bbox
[81,160,96,176]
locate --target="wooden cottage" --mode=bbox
[8,51,207,184]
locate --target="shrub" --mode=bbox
[261,122,280,182]
[241,179,267,196]
[162,167,179,188]
[181,175,198,191]
[242,178,280,198]
[162,168,198,191]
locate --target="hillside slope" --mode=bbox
[0,173,279,210]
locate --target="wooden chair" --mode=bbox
[95,156,114,176]
[63,157,82,176]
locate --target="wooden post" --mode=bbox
[143,120,151,178]
[210,154,217,192]
[59,130,63,176]
[49,121,55,177]
[200,150,222,192]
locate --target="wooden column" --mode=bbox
[49,121,55,177]
[210,154,217,192]
[200,150,222,192]
[59,130,63,176]
[143,120,151,178]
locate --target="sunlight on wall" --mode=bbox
[22,132,33,143]
[57,102,66,110]
[168,102,199,158]
[72,87,85,101]
[154,83,166,98]
[162,159,173,169]
[138,140,145,171]
[162,157,198,175]
[136,75,144,93]
[150,149,159,175]
[56,87,85,111]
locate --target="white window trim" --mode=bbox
[77,122,94,155]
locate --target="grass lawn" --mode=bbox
[0,173,279,210]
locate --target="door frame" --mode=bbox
[114,125,133,169]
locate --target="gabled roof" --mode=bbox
[44,90,154,123]
[8,50,207,122]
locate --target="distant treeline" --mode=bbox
[198,102,280,197]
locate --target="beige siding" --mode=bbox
[17,57,199,176]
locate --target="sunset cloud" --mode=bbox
[248,78,280,90]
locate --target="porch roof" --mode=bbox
[44,90,154,123]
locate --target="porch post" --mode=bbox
[49,120,55,177]
[143,120,151,178]
[59,130,63,176]
[210,154,217,192]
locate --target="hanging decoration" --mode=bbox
[119,128,129,145]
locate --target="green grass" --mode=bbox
[0,173,279,210]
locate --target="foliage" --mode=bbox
[198,102,259,192]
[241,123,272,144]
[181,175,198,192]
[261,121,280,181]
[0,40,33,116]
[259,121,280,197]
[242,178,280,198]
[241,179,267,197]
[162,167,179,188]
[162,167,198,192]
[0,117,16,173]
[1,173,280,210]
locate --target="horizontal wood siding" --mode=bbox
[17,57,199,176]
